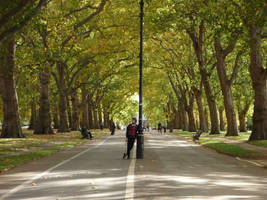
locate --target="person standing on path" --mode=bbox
[110,121,116,135]
[125,118,139,159]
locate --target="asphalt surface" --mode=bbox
[0,131,267,200]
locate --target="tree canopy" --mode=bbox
[0,0,266,140]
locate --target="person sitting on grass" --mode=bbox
[81,126,93,140]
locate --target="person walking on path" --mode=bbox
[124,117,139,159]
[110,121,116,135]
[158,122,162,134]
[163,126,167,134]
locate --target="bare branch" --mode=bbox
[168,73,180,99]
[0,0,33,27]
[0,0,49,42]
[64,4,98,17]
[229,50,243,85]
[51,71,60,88]
[74,0,108,30]
[223,37,239,57]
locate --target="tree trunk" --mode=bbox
[167,115,174,133]
[237,100,251,133]
[202,72,220,134]
[187,93,196,132]
[196,119,199,130]
[179,101,188,131]
[98,103,103,128]
[174,108,181,129]
[187,24,220,135]
[28,101,37,130]
[0,36,24,138]
[66,95,72,129]
[93,108,99,129]
[194,88,208,132]
[219,78,239,137]
[53,106,59,129]
[88,97,93,129]
[81,86,89,128]
[71,90,79,131]
[204,107,209,130]
[34,71,53,135]
[239,113,247,132]
[57,62,69,132]
[215,40,239,136]
[219,107,225,131]
[103,110,109,128]
[248,25,267,140]
[58,92,69,132]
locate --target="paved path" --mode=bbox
[0,132,267,200]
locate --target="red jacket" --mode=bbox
[126,124,139,138]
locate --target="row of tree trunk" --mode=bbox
[24,58,111,134]
[183,21,267,139]
[169,97,249,134]
[28,84,111,133]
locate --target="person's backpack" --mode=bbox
[128,124,138,137]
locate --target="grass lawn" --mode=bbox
[248,140,267,148]
[173,130,261,158]
[200,139,259,158]
[227,132,251,141]
[201,131,251,141]
[0,129,108,173]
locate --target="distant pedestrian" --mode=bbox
[124,118,139,159]
[110,121,116,135]
[163,126,167,133]
[158,122,162,134]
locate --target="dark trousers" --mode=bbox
[127,138,135,157]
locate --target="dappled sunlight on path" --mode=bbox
[0,134,130,200]
[133,132,267,200]
[1,131,267,200]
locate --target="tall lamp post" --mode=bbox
[136,0,144,159]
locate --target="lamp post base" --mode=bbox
[136,134,144,159]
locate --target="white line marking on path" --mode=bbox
[236,157,265,167]
[0,137,110,200]
[125,144,136,200]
